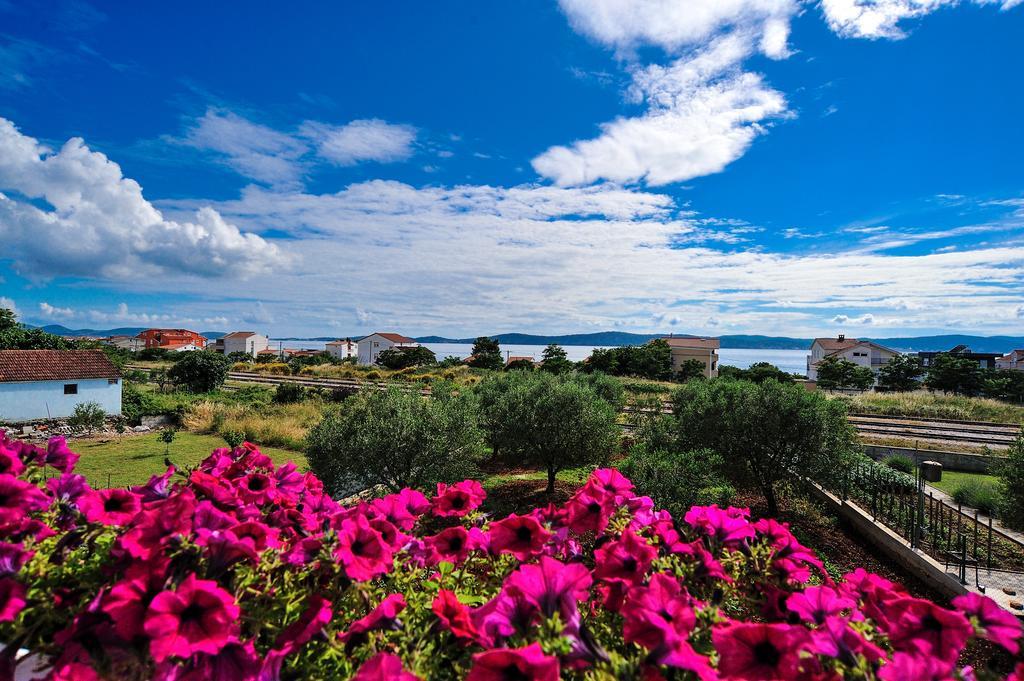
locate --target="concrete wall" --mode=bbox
[863,444,1003,474]
[669,347,718,378]
[0,378,122,422]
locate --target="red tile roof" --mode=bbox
[361,332,417,344]
[222,331,258,339]
[0,350,121,383]
[661,336,720,349]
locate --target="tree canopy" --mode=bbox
[467,336,503,370]
[815,356,875,390]
[167,351,231,393]
[539,343,573,374]
[376,345,437,369]
[877,354,924,392]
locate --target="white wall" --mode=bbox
[0,378,122,422]
[222,334,269,357]
[327,342,356,360]
[358,336,395,365]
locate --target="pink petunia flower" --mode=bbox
[101,559,169,641]
[786,585,856,625]
[563,489,614,535]
[884,597,973,664]
[466,643,559,681]
[0,577,26,622]
[594,528,658,585]
[44,436,80,474]
[276,595,333,651]
[431,480,486,517]
[808,616,886,665]
[952,592,1021,655]
[353,652,421,681]
[0,542,32,576]
[143,573,240,662]
[503,555,592,622]
[878,651,954,681]
[79,488,142,526]
[238,471,277,505]
[0,473,51,527]
[334,514,394,581]
[488,513,551,561]
[712,621,811,680]
[338,594,407,645]
[433,589,479,641]
[684,505,755,548]
[588,468,634,504]
[0,446,24,477]
[425,526,473,565]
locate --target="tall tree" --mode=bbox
[167,351,231,393]
[815,356,874,390]
[877,354,924,392]
[925,353,983,395]
[467,336,503,370]
[540,343,573,374]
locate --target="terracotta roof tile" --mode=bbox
[0,350,121,383]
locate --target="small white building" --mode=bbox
[105,335,145,352]
[326,338,357,360]
[357,332,419,366]
[996,349,1024,371]
[213,331,270,357]
[806,335,900,383]
[0,350,122,422]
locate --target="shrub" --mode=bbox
[621,445,734,517]
[850,455,916,494]
[222,428,245,449]
[0,434,1015,680]
[67,401,105,434]
[999,435,1024,530]
[306,385,484,495]
[883,454,915,474]
[273,382,307,404]
[952,479,1003,516]
[166,351,231,393]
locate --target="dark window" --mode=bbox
[64,384,78,395]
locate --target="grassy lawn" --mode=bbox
[842,390,1024,424]
[927,469,999,496]
[68,432,307,488]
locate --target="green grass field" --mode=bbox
[68,432,307,488]
[927,470,999,496]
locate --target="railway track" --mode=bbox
[849,414,1020,449]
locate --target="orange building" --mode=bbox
[135,328,208,350]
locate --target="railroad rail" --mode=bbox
[849,414,1020,449]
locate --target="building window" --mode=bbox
[108,378,119,385]
[64,384,78,395]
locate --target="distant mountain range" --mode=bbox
[33,325,1024,354]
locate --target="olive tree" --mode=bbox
[670,378,857,515]
[476,371,620,493]
[167,351,231,393]
[306,385,485,496]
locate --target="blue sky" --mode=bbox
[1,0,1022,338]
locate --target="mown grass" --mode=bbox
[67,432,306,487]
[927,470,1000,497]
[841,391,1024,424]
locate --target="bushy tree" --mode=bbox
[273,383,307,404]
[925,353,983,395]
[585,340,672,381]
[306,385,484,495]
[540,344,573,374]
[476,371,620,493]
[877,354,924,392]
[998,434,1024,531]
[504,358,535,371]
[437,355,464,368]
[0,308,72,350]
[675,358,706,382]
[815,356,875,390]
[980,369,1024,403]
[376,346,436,369]
[622,444,734,518]
[167,351,231,393]
[467,336,503,370]
[68,401,106,434]
[669,378,857,515]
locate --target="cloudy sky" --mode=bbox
[1,1,1022,338]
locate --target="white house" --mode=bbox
[326,338,357,360]
[0,350,122,422]
[213,331,270,357]
[996,349,1024,371]
[806,335,900,383]
[105,335,145,351]
[357,333,419,366]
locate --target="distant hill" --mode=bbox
[864,335,1024,354]
[37,324,227,340]
[415,332,812,349]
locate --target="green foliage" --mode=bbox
[167,351,231,393]
[504,358,535,371]
[877,354,924,392]
[437,355,465,368]
[585,339,672,381]
[675,358,706,382]
[137,347,172,361]
[376,345,437,369]
[850,454,916,494]
[475,371,620,492]
[306,385,484,495]
[925,353,983,396]
[669,378,857,514]
[816,356,875,390]
[67,401,106,434]
[998,435,1024,530]
[883,454,915,474]
[951,478,1002,515]
[540,343,573,374]
[622,445,734,517]
[273,382,307,404]
[226,351,254,363]
[287,351,341,375]
[0,309,73,350]
[980,369,1024,403]
[718,362,795,384]
[222,429,245,449]
[467,336,503,370]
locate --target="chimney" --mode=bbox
[838,334,845,342]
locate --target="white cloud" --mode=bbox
[180,108,309,187]
[831,313,875,325]
[532,35,787,186]
[301,119,417,166]
[241,301,274,325]
[0,117,289,280]
[0,296,18,316]
[38,302,74,319]
[820,0,1020,39]
[557,0,798,58]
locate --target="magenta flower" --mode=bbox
[621,573,713,677]
[353,652,421,681]
[101,560,168,641]
[884,597,973,664]
[238,471,277,505]
[466,643,559,681]
[44,436,80,473]
[130,466,176,503]
[370,491,426,531]
[952,592,1021,655]
[334,514,393,581]
[594,528,657,585]
[431,480,486,517]
[276,595,333,650]
[808,617,886,665]
[425,526,473,565]
[433,589,479,641]
[0,542,32,576]
[0,473,50,527]
[338,593,407,645]
[878,651,954,681]
[0,577,26,622]
[786,585,855,624]
[684,505,755,547]
[0,446,24,477]
[46,472,91,506]
[712,622,811,680]
[79,488,142,526]
[589,468,634,503]
[563,489,614,535]
[143,573,240,662]
[488,513,551,561]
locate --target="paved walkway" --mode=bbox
[923,483,1024,545]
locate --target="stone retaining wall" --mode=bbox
[863,444,1003,474]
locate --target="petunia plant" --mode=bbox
[0,432,1021,680]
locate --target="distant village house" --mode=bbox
[212,332,269,357]
[326,339,357,360]
[918,345,1001,370]
[0,350,121,422]
[806,335,899,383]
[662,336,720,379]
[105,335,145,352]
[357,333,419,366]
[996,349,1024,371]
[135,328,207,351]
